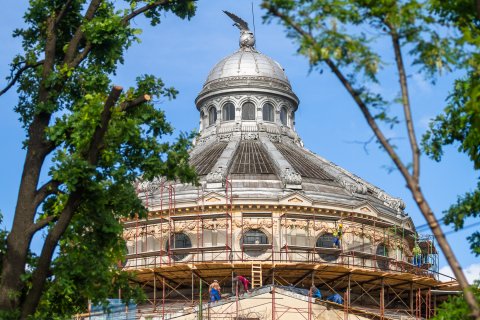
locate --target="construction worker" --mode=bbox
[209,280,221,303]
[311,285,322,299]
[333,223,343,248]
[326,292,343,304]
[232,272,251,295]
[412,244,422,267]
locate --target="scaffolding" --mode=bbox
[81,177,453,320]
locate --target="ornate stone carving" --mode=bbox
[197,135,213,146]
[377,191,406,212]
[217,133,232,142]
[267,134,281,143]
[136,177,165,194]
[206,167,226,183]
[242,133,259,140]
[281,168,302,185]
[336,177,368,195]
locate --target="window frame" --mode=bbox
[241,102,256,121]
[262,102,275,122]
[222,102,235,121]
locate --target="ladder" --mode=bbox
[251,263,263,288]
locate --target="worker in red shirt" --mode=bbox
[232,272,251,295]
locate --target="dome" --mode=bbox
[204,48,290,85]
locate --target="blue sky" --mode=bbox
[0,0,478,280]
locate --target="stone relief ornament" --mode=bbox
[217,133,232,142]
[234,219,273,229]
[136,177,165,193]
[197,135,213,146]
[267,134,281,143]
[242,133,259,140]
[336,177,368,195]
[377,191,406,212]
[206,167,226,183]
[281,168,302,185]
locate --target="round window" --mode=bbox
[316,233,338,262]
[242,229,269,257]
[166,233,192,261]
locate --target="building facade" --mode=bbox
[118,14,453,320]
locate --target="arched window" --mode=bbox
[242,229,269,257]
[262,103,274,122]
[241,102,255,120]
[280,107,288,125]
[208,106,217,126]
[166,233,192,261]
[376,243,389,270]
[316,233,338,262]
[222,103,235,121]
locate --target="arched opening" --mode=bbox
[262,103,274,122]
[200,110,205,130]
[316,233,338,262]
[241,102,255,120]
[208,106,217,126]
[242,229,269,257]
[222,102,235,121]
[166,233,192,261]
[280,106,288,125]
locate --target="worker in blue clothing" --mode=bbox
[311,285,322,299]
[209,280,222,303]
[326,292,343,304]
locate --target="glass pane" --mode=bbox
[263,103,274,122]
[243,229,268,244]
[166,233,192,261]
[280,107,287,125]
[222,103,235,121]
[316,233,336,248]
[209,107,217,125]
[242,102,255,120]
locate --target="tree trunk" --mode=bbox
[408,181,480,319]
[0,117,51,310]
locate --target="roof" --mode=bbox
[204,48,290,85]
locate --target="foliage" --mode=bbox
[262,0,459,140]
[0,0,197,319]
[261,0,480,316]
[433,281,480,320]
[422,0,480,256]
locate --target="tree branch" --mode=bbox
[121,0,169,24]
[119,94,151,112]
[0,60,44,97]
[85,86,123,163]
[265,5,412,184]
[33,180,61,211]
[38,16,58,103]
[389,27,420,183]
[55,0,74,25]
[27,216,56,235]
[63,0,102,64]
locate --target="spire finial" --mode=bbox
[223,10,255,49]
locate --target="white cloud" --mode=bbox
[439,263,480,283]
[412,73,432,93]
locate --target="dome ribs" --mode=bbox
[230,141,276,174]
[274,142,334,180]
[189,142,228,175]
